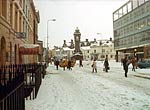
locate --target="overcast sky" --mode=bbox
[34,0,128,48]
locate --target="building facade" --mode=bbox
[53,38,115,61]
[88,39,115,61]
[113,0,150,61]
[0,0,40,65]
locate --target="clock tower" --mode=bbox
[73,27,83,60]
[74,27,81,53]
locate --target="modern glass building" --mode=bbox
[113,0,150,61]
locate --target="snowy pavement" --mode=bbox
[25,61,150,110]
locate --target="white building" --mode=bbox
[81,46,91,61]
[52,38,115,61]
[89,39,115,61]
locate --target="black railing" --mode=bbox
[0,63,47,110]
[0,64,25,110]
[24,63,46,100]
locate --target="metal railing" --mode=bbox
[0,64,25,110]
[0,63,47,110]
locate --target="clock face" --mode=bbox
[76,36,79,41]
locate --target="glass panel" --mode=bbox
[139,0,145,5]
[127,2,132,12]
[132,0,138,9]
[123,6,127,15]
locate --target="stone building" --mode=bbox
[0,0,41,65]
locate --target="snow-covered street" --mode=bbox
[25,61,150,110]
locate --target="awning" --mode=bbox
[19,44,41,55]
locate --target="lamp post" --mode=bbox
[97,33,103,61]
[46,19,56,63]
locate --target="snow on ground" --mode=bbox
[25,61,150,110]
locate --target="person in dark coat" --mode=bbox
[104,56,109,72]
[67,60,72,70]
[55,59,59,70]
[79,60,83,67]
[122,55,130,77]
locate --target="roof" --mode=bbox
[63,47,73,51]
[81,46,91,50]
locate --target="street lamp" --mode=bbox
[97,33,103,61]
[46,19,56,63]
[47,19,56,49]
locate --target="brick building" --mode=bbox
[0,0,41,66]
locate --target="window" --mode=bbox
[133,0,138,9]
[148,17,150,26]
[19,13,22,32]
[139,0,144,6]
[2,0,7,18]
[130,13,133,21]
[110,55,113,58]
[10,2,13,25]
[146,2,149,13]
[15,8,18,31]
[130,25,133,33]
[127,2,132,12]
[20,0,22,7]
[102,49,105,53]
[94,50,96,53]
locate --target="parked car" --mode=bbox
[137,59,150,69]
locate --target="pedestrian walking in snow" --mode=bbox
[122,55,130,77]
[67,60,72,70]
[104,56,109,72]
[131,57,136,71]
[79,59,83,67]
[91,59,97,73]
[55,59,59,70]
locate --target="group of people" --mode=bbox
[54,58,76,71]
[91,55,109,73]
[91,55,138,78]
[53,55,138,78]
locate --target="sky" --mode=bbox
[34,0,128,48]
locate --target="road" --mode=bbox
[25,61,150,110]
